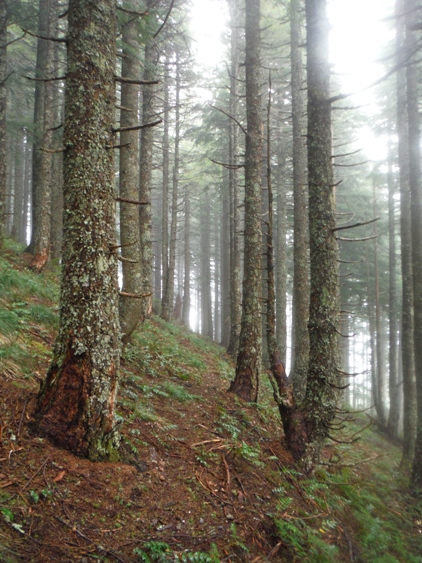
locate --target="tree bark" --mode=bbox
[182,183,191,326]
[226,0,241,356]
[119,0,143,344]
[387,133,400,438]
[27,0,55,270]
[229,0,263,402]
[138,11,158,323]
[200,189,213,339]
[289,0,309,400]
[405,0,422,489]
[35,0,121,461]
[396,0,416,468]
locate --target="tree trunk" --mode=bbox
[161,48,170,317]
[226,0,241,356]
[182,184,191,327]
[273,0,340,465]
[200,189,213,339]
[405,0,422,489]
[11,133,24,242]
[387,133,400,438]
[28,0,56,271]
[221,169,231,345]
[229,0,263,402]
[396,0,416,468]
[289,0,309,400]
[0,0,6,248]
[275,110,287,367]
[35,0,121,462]
[119,0,143,344]
[139,14,158,323]
[373,179,387,426]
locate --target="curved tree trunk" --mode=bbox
[35,0,121,461]
[271,0,340,467]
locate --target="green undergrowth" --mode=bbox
[1,242,422,562]
[0,240,59,378]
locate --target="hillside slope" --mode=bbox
[0,241,421,563]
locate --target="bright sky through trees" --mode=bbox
[190,0,395,159]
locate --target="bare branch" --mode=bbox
[209,103,247,135]
[112,119,162,133]
[153,0,176,38]
[116,196,149,205]
[208,157,245,170]
[25,75,66,82]
[337,235,378,242]
[115,76,159,85]
[20,27,66,42]
[39,147,65,153]
[332,217,380,232]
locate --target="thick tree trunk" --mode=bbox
[302,0,339,460]
[162,49,182,323]
[274,0,340,466]
[226,0,241,356]
[221,170,231,346]
[161,49,170,317]
[35,0,121,461]
[229,0,263,402]
[405,0,422,489]
[119,1,143,344]
[396,0,416,468]
[139,19,158,323]
[289,0,309,400]
[275,114,287,367]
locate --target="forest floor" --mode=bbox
[0,240,422,563]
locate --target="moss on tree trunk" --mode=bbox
[35,0,121,461]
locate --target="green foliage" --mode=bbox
[133,541,220,563]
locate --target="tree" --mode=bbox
[289,0,309,399]
[226,0,241,356]
[0,0,7,248]
[138,2,160,323]
[118,0,143,344]
[396,0,416,468]
[35,0,121,461]
[268,0,340,467]
[229,0,263,402]
[405,0,422,489]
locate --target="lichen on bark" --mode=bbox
[35,0,121,461]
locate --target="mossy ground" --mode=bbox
[0,241,421,562]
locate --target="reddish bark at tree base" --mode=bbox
[36,348,117,458]
[29,248,49,273]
